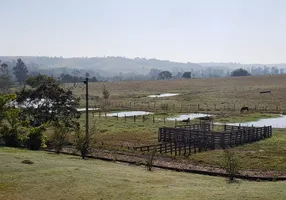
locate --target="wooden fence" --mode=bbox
[95,100,285,113]
[133,124,272,156]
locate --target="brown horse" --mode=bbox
[240,106,249,113]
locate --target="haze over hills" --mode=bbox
[1,56,286,81]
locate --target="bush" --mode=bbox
[146,148,156,171]
[0,108,27,147]
[222,150,240,182]
[51,125,68,154]
[26,126,46,150]
[1,128,24,147]
[74,130,95,159]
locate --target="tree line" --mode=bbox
[0,58,99,94]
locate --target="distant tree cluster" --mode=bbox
[230,68,251,77]
[60,73,98,83]
[158,71,172,80]
[182,72,192,78]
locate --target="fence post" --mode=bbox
[175,143,177,156]
[117,113,119,120]
[124,115,126,122]
[175,119,177,127]
[105,112,107,118]
[153,115,155,123]
[134,115,136,122]
[221,133,225,149]
[164,117,165,124]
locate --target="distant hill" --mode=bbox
[1,56,285,79]
[0,56,202,76]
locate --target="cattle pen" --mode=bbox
[133,124,272,156]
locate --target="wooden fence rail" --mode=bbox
[134,124,272,156]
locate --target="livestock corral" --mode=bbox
[133,123,272,156]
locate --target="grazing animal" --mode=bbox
[240,106,249,113]
[182,118,190,123]
[198,116,213,121]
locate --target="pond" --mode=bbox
[167,113,211,121]
[77,108,100,112]
[147,93,179,98]
[106,111,153,117]
[216,115,286,128]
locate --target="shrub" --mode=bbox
[74,130,95,159]
[0,108,27,147]
[51,125,68,154]
[222,150,240,182]
[26,126,46,150]
[146,148,156,171]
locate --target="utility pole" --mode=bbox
[83,78,89,140]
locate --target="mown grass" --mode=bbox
[1,147,286,200]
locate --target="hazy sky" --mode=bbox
[1,0,286,63]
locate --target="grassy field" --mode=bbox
[44,112,286,173]
[69,75,286,112]
[189,128,286,172]
[1,147,286,200]
[46,112,280,148]
[43,75,286,174]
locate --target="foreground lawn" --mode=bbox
[1,147,286,200]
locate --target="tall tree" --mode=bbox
[16,75,81,129]
[102,85,110,107]
[0,61,13,93]
[13,58,29,85]
[158,71,172,80]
